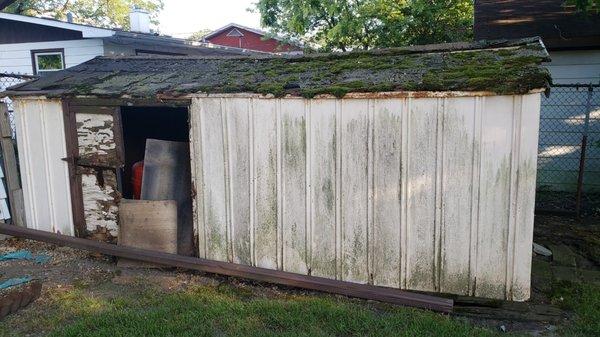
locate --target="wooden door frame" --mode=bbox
[61,97,191,237]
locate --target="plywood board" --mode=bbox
[141,138,194,256]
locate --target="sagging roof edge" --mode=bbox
[3,88,548,102]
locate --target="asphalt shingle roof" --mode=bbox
[5,37,551,99]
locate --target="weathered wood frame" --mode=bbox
[61,98,191,237]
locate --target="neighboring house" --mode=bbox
[475,0,600,198]
[0,10,248,80]
[475,0,600,84]
[203,23,302,54]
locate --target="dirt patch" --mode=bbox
[0,214,598,336]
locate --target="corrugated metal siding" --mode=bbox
[14,98,73,235]
[190,94,541,301]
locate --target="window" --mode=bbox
[226,28,244,37]
[31,49,65,75]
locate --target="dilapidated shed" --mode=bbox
[3,37,551,301]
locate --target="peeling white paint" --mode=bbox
[81,172,118,236]
[76,113,116,156]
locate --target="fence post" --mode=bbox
[574,84,593,218]
[0,103,25,227]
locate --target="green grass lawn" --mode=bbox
[1,277,598,337]
[1,281,504,337]
[547,281,600,337]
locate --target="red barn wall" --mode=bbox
[206,28,300,53]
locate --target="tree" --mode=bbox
[5,0,164,29]
[187,29,213,42]
[255,0,473,51]
[565,0,600,13]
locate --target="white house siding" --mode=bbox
[189,93,541,301]
[0,39,104,77]
[13,98,73,235]
[544,50,600,85]
[537,50,600,192]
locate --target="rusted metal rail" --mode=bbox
[0,224,453,313]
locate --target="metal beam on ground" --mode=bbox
[0,223,453,313]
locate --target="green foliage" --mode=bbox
[564,0,600,13]
[187,29,213,42]
[4,0,164,29]
[255,0,473,51]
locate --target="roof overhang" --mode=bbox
[0,0,17,10]
[0,12,115,38]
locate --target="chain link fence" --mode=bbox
[536,84,600,217]
[0,73,38,138]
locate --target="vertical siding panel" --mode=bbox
[190,99,205,258]
[13,99,73,234]
[44,102,74,235]
[252,99,278,269]
[400,98,410,289]
[26,100,52,232]
[310,99,337,278]
[281,99,308,274]
[340,99,369,283]
[505,96,522,298]
[439,97,476,295]
[406,98,438,292]
[469,97,484,295]
[225,98,252,265]
[475,95,514,299]
[199,98,228,262]
[186,95,539,300]
[371,99,402,288]
[512,93,541,301]
[335,100,343,279]
[15,100,35,229]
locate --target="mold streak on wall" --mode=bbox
[190,94,541,301]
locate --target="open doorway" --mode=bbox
[119,106,194,256]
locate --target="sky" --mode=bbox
[158,0,262,38]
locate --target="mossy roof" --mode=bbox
[5,37,551,99]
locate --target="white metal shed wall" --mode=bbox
[190,93,541,301]
[13,98,74,235]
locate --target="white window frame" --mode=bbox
[32,50,65,75]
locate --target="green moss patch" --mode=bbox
[9,38,551,98]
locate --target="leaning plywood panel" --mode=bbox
[13,98,73,235]
[119,199,178,253]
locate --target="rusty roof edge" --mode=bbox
[4,88,547,101]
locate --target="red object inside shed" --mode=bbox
[131,161,144,199]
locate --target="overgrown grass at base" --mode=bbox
[1,282,504,337]
[548,281,600,337]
